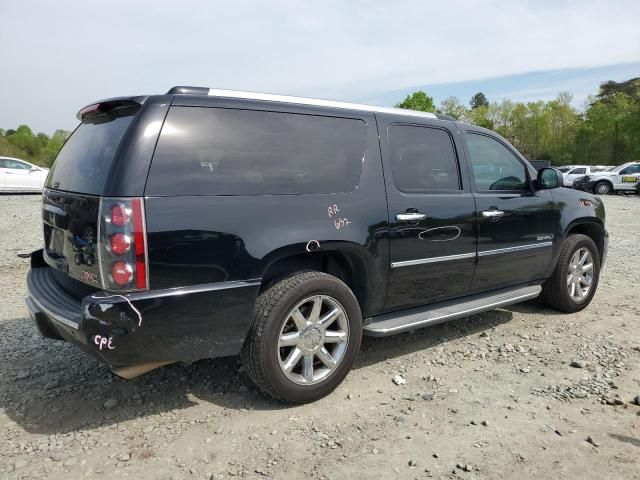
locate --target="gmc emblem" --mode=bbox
[80,270,99,284]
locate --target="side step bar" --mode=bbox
[363,285,542,337]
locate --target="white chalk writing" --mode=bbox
[334,218,352,230]
[94,335,115,351]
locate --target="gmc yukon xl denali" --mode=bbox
[26,87,608,403]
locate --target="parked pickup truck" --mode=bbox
[26,87,608,403]
[558,165,611,188]
[584,161,640,194]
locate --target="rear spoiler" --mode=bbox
[76,96,148,121]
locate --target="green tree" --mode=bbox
[438,96,467,119]
[395,91,436,113]
[470,92,489,110]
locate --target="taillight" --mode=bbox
[98,197,149,291]
[110,203,130,227]
[111,261,133,286]
[110,233,131,255]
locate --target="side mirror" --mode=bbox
[29,166,39,172]
[536,167,563,189]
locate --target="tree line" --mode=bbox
[0,126,69,168]
[1,77,638,168]
[396,77,640,166]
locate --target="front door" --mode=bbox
[614,163,640,191]
[461,130,559,292]
[381,120,477,311]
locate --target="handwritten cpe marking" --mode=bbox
[94,335,115,351]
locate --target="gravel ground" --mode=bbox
[1,193,639,480]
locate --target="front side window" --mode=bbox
[147,107,366,196]
[3,159,31,170]
[620,164,640,175]
[388,125,461,192]
[570,168,586,175]
[465,133,527,191]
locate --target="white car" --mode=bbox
[586,161,640,194]
[0,157,49,193]
[559,165,610,187]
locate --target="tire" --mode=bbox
[594,181,612,195]
[540,234,600,313]
[241,271,362,403]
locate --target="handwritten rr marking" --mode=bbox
[327,204,340,218]
[94,335,115,351]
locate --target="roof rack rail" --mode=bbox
[166,86,438,120]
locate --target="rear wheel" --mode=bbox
[241,271,362,403]
[541,234,600,313]
[594,181,612,195]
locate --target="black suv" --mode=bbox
[26,87,608,403]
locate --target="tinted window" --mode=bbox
[3,159,31,169]
[620,164,640,175]
[388,125,460,192]
[147,107,366,195]
[570,168,586,174]
[465,133,527,191]
[46,106,137,194]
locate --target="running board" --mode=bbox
[363,285,542,337]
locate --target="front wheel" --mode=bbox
[241,271,362,403]
[540,234,600,313]
[594,181,612,195]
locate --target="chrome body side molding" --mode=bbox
[391,242,553,268]
[391,252,476,268]
[478,242,553,257]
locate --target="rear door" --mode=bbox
[461,128,558,292]
[380,117,477,311]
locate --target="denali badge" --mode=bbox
[80,270,99,284]
[537,234,554,241]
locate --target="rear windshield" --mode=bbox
[46,106,137,194]
[146,107,366,196]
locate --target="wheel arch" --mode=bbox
[562,219,606,263]
[256,244,386,317]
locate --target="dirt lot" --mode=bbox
[1,194,639,480]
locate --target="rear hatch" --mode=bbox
[42,101,141,291]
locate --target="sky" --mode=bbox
[1,0,639,134]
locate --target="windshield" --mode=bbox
[46,106,137,194]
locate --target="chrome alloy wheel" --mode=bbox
[277,295,349,385]
[567,247,594,301]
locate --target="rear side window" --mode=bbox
[388,124,461,192]
[146,107,367,196]
[46,106,137,194]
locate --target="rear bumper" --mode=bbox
[26,264,260,367]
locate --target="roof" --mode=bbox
[167,86,440,120]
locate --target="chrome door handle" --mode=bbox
[481,209,505,218]
[396,212,427,221]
